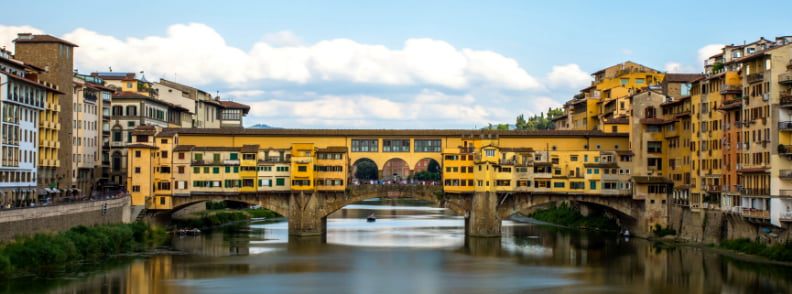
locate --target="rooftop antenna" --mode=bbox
[108,66,112,72]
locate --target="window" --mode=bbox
[635,78,644,84]
[553,181,565,188]
[195,154,203,161]
[161,151,168,158]
[414,139,441,152]
[134,167,141,174]
[178,152,185,159]
[298,166,307,172]
[161,139,168,144]
[276,178,286,186]
[620,78,629,84]
[590,181,598,190]
[135,150,141,158]
[570,155,578,162]
[383,139,410,152]
[485,149,495,157]
[193,167,200,173]
[243,153,256,160]
[132,185,141,192]
[178,166,185,174]
[648,141,662,153]
[230,153,238,160]
[127,121,135,127]
[351,139,379,152]
[213,167,220,174]
[160,166,170,173]
[570,182,584,190]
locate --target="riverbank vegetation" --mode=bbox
[0,223,167,279]
[718,238,792,262]
[171,201,280,229]
[529,202,620,231]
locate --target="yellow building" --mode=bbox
[127,128,631,211]
[559,61,666,132]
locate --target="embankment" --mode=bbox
[0,196,131,242]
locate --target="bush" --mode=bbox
[529,202,619,231]
[0,223,165,279]
[652,224,677,238]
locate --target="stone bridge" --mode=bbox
[169,185,647,238]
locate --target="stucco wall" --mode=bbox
[0,196,131,242]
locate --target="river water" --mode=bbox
[7,199,792,294]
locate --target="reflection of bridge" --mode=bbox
[170,184,644,238]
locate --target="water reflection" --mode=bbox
[8,199,792,294]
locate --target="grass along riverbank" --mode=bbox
[528,202,620,231]
[0,223,167,279]
[717,238,792,262]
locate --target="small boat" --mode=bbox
[367,213,376,222]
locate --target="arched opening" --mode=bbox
[413,158,441,183]
[351,158,379,184]
[382,158,409,183]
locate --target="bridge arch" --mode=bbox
[351,158,379,183]
[171,193,291,217]
[382,158,410,182]
[321,185,467,218]
[413,158,442,183]
[500,194,639,227]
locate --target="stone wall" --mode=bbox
[669,205,792,245]
[0,196,131,242]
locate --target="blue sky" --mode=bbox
[2,0,791,129]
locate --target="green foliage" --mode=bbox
[652,224,677,237]
[206,201,228,210]
[354,159,378,180]
[719,239,792,262]
[711,62,724,74]
[0,253,11,279]
[0,223,165,279]
[413,170,440,181]
[529,202,620,231]
[514,107,563,130]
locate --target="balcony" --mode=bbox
[779,121,792,131]
[780,212,792,222]
[780,169,792,179]
[747,72,765,84]
[458,146,475,153]
[740,208,770,219]
[779,72,792,84]
[741,188,770,196]
[782,95,792,107]
[780,190,792,198]
[720,84,742,95]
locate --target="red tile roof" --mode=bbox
[14,34,78,47]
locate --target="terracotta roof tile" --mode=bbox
[14,34,78,47]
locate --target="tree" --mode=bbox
[513,107,563,130]
[354,160,378,180]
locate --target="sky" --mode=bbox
[1,0,791,129]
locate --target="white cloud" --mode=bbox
[697,44,724,67]
[0,25,44,54]
[664,62,697,73]
[262,30,303,46]
[546,64,590,89]
[49,23,543,91]
[621,48,633,56]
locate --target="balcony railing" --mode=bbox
[780,212,792,222]
[741,188,770,196]
[779,121,792,131]
[782,95,792,107]
[780,169,792,179]
[747,72,765,84]
[720,84,742,95]
[741,208,770,219]
[779,72,792,84]
[779,190,792,198]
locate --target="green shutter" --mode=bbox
[225,166,230,173]
[230,153,238,160]
[234,166,239,173]
[213,167,219,174]
[193,167,200,174]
